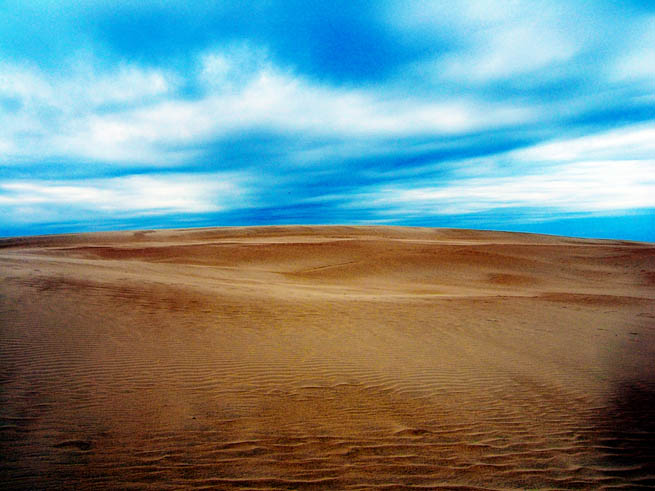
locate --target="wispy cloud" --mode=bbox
[361,160,655,217]
[514,123,655,162]
[610,16,655,82]
[0,59,178,165]
[0,173,249,224]
[350,123,655,220]
[1,49,538,166]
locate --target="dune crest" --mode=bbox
[1,226,654,489]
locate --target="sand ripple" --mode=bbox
[1,226,654,489]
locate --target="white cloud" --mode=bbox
[0,64,54,103]
[228,71,483,135]
[0,137,13,154]
[395,0,582,83]
[444,22,576,81]
[611,16,655,82]
[48,67,534,163]
[359,160,655,216]
[362,123,655,217]
[0,59,178,164]
[76,65,172,106]
[0,48,538,165]
[198,44,271,90]
[0,173,248,223]
[513,123,655,162]
[0,60,173,110]
[358,123,655,217]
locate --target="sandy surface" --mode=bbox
[1,225,654,489]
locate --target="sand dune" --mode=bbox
[1,226,654,489]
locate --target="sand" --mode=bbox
[1,225,654,489]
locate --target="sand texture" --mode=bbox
[1,225,654,489]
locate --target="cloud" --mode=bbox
[394,0,600,87]
[513,123,655,162]
[442,19,577,82]
[0,59,178,165]
[360,160,655,217]
[356,123,655,219]
[0,173,248,224]
[610,16,655,82]
[1,49,537,167]
[0,59,174,109]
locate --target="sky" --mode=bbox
[1,1,654,240]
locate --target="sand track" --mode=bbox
[1,226,654,489]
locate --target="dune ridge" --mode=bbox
[1,226,654,489]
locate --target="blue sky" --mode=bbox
[1,1,654,240]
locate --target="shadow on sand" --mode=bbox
[598,380,655,486]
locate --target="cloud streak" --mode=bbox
[0,173,249,225]
[363,160,655,216]
[1,52,537,168]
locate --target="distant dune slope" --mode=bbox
[1,226,654,489]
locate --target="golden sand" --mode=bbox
[1,226,654,489]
